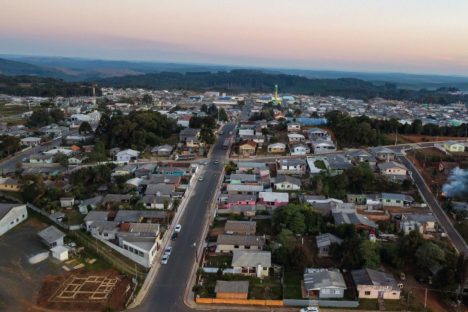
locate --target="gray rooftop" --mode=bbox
[232,250,271,267]
[351,268,398,289]
[217,234,265,247]
[316,233,343,248]
[38,225,65,243]
[304,269,346,291]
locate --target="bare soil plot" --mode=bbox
[36,269,133,311]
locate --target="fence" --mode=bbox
[26,202,71,231]
[196,297,283,306]
[283,299,359,308]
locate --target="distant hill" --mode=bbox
[96,70,468,103]
[0,75,97,97]
[0,58,61,77]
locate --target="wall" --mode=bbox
[283,299,359,308]
[0,205,28,236]
[196,297,283,306]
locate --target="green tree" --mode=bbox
[360,240,381,269]
[200,127,215,144]
[141,94,153,105]
[415,241,445,269]
[0,135,21,157]
[218,107,228,121]
[79,121,93,134]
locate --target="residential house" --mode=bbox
[287,122,301,132]
[346,149,377,168]
[0,177,20,192]
[226,183,264,194]
[326,154,352,175]
[378,161,408,176]
[312,139,336,154]
[216,234,265,253]
[231,250,271,278]
[0,203,27,236]
[20,136,42,147]
[78,196,103,214]
[29,154,53,164]
[219,194,257,210]
[400,213,436,235]
[443,141,465,153]
[59,197,75,208]
[229,173,257,184]
[380,193,414,207]
[141,195,172,210]
[258,191,289,208]
[307,128,329,140]
[332,205,377,230]
[267,143,286,154]
[179,127,200,144]
[225,220,256,235]
[176,115,192,128]
[287,133,305,143]
[302,195,343,216]
[145,183,176,197]
[303,268,346,299]
[316,233,343,257]
[215,281,249,299]
[274,175,301,191]
[239,141,257,157]
[116,149,140,163]
[370,146,396,162]
[38,225,65,248]
[290,143,310,155]
[101,194,133,209]
[151,144,174,156]
[277,158,307,175]
[351,268,401,300]
[113,164,137,176]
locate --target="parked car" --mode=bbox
[300,307,319,312]
[175,224,182,232]
[161,255,169,264]
[171,232,178,240]
[198,176,204,181]
[164,246,172,256]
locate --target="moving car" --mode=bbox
[175,224,182,232]
[161,254,169,264]
[164,246,172,256]
[300,307,319,312]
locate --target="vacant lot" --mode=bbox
[0,218,62,312]
[36,269,132,311]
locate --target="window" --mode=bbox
[364,291,371,296]
[234,245,239,249]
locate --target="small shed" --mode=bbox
[38,225,65,248]
[51,245,69,261]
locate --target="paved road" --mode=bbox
[398,154,468,256]
[133,122,235,312]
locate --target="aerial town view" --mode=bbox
[0,1,468,312]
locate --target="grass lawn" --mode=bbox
[358,299,379,310]
[205,255,232,267]
[65,210,85,225]
[283,270,303,299]
[384,299,402,311]
[198,273,282,300]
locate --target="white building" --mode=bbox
[0,204,28,236]
[116,149,140,162]
[20,137,42,147]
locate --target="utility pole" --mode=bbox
[424,287,428,310]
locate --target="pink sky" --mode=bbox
[1,0,468,75]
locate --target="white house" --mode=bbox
[290,143,309,155]
[378,161,408,176]
[287,133,305,143]
[274,175,301,191]
[312,139,336,154]
[20,137,42,147]
[0,204,28,236]
[287,122,301,132]
[443,141,465,153]
[38,225,65,248]
[116,149,140,162]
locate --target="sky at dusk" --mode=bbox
[1,0,468,75]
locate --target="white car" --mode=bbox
[164,246,172,256]
[161,254,169,264]
[174,224,182,233]
[300,307,319,312]
[198,176,204,181]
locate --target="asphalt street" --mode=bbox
[133,122,235,312]
[398,154,468,256]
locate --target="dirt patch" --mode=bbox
[36,269,133,311]
[401,134,462,143]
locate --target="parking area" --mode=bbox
[0,217,63,311]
